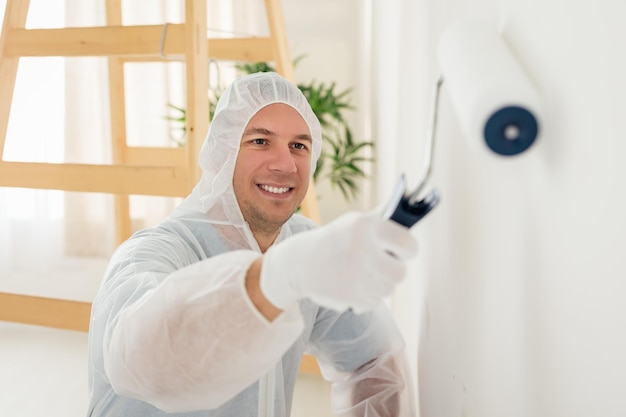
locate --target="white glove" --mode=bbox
[260,211,418,314]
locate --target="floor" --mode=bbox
[0,257,335,417]
[0,322,90,416]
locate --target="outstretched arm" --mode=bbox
[102,250,303,413]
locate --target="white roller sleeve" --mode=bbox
[437,19,543,155]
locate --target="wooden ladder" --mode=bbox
[0,0,320,374]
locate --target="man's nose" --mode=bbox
[268,146,297,173]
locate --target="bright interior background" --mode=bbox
[2,0,626,416]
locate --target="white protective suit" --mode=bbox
[87,72,415,416]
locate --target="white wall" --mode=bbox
[402,0,626,416]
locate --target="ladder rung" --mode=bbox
[0,292,91,332]
[123,146,187,167]
[0,161,189,196]
[3,25,274,62]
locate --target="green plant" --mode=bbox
[167,60,373,201]
[165,103,187,147]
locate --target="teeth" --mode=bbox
[260,185,290,194]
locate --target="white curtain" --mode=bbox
[62,0,185,260]
[0,0,69,293]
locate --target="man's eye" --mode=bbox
[292,143,308,150]
[252,138,267,145]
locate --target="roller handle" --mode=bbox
[382,175,440,228]
[388,190,440,228]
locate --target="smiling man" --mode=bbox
[87,72,419,417]
[233,103,312,252]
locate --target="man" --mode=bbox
[87,72,418,416]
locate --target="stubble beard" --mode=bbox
[244,201,297,236]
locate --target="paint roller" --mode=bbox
[439,19,542,156]
[384,18,542,228]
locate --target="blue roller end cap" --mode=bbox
[484,106,539,156]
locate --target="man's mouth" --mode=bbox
[259,184,291,194]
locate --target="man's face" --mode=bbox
[233,103,312,235]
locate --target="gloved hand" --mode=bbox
[260,211,418,313]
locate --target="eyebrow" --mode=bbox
[243,127,274,137]
[243,127,313,143]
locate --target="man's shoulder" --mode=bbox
[286,213,319,234]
